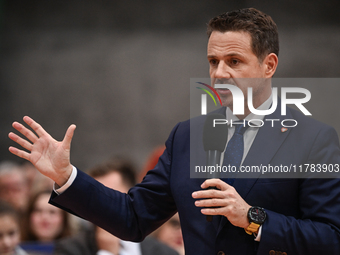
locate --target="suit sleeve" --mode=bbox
[49,123,180,242]
[257,126,340,254]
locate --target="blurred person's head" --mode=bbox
[88,157,137,192]
[20,162,54,196]
[152,213,184,255]
[0,201,21,255]
[22,190,72,242]
[88,158,137,253]
[0,161,29,213]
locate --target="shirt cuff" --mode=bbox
[53,166,77,195]
[254,225,262,242]
[97,250,115,255]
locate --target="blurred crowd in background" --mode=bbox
[0,146,185,255]
[2,2,340,255]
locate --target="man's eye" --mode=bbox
[231,59,240,65]
[209,59,218,65]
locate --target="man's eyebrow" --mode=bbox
[207,53,244,58]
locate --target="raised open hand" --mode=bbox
[8,116,76,186]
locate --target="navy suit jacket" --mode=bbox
[50,105,340,255]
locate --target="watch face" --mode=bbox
[249,206,266,224]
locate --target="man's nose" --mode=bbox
[214,62,231,78]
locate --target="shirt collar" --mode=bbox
[226,92,273,124]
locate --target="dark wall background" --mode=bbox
[1,0,340,171]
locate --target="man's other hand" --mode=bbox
[192,179,251,228]
[8,116,75,187]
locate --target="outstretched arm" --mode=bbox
[8,116,76,187]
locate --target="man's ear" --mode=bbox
[263,53,278,78]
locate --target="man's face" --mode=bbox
[207,31,272,113]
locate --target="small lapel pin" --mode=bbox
[281,127,288,133]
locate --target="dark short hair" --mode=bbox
[207,8,279,61]
[88,157,136,188]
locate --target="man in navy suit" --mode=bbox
[9,8,340,255]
